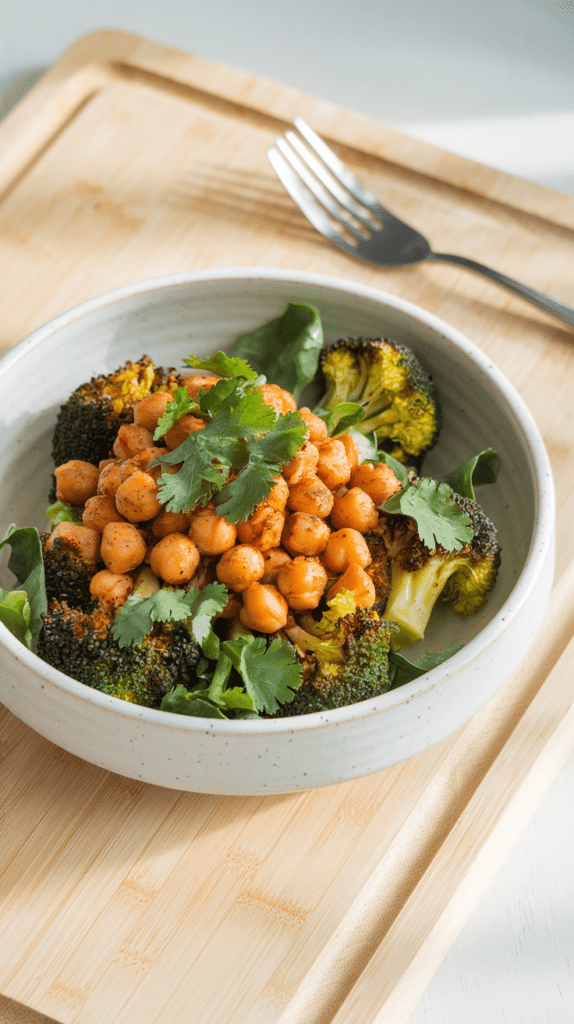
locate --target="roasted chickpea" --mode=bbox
[46,522,101,563]
[338,433,359,472]
[54,460,99,506]
[298,407,328,445]
[112,424,155,459]
[315,438,352,490]
[267,475,289,512]
[163,414,206,451]
[217,592,243,620]
[239,583,289,633]
[97,460,125,499]
[181,371,220,401]
[276,555,328,610]
[134,391,174,433]
[122,447,165,478]
[260,547,292,584]
[282,512,330,557]
[327,563,377,608]
[215,544,265,592]
[149,533,200,585]
[82,494,126,533]
[236,504,285,552]
[257,382,297,415]
[330,487,379,532]
[322,528,372,573]
[89,569,134,609]
[114,470,162,523]
[100,522,147,574]
[287,475,334,518]
[151,509,191,539]
[349,462,402,506]
[282,442,319,485]
[189,505,238,555]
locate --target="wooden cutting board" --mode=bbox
[1,29,574,1024]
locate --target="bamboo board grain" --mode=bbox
[1,29,574,1024]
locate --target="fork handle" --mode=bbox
[429,252,574,329]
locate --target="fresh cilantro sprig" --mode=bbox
[183,351,258,381]
[382,478,473,551]
[111,582,229,652]
[220,634,302,714]
[159,634,302,719]
[156,376,307,523]
[154,387,203,441]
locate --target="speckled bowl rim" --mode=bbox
[0,267,555,735]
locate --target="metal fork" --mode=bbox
[268,118,574,330]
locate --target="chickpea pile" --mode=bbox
[48,371,403,635]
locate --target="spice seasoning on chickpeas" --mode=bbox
[50,362,397,629]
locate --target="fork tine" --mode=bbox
[268,143,363,246]
[283,130,377,228]
[293,117,385,214]
[267,146,357,249]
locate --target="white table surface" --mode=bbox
[2,2,574,1022]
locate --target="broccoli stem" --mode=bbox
[382,556,466,649]
[207,652,233,704]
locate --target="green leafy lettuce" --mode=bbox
[229,302,323,400]
[389,644,464,689]
[0,525,47,649]
[445,449,501,500]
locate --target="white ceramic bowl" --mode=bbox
[0,269,555,794]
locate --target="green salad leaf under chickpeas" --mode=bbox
[0,302,502,718]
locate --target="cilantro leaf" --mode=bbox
[218,687,256,711]
[230,302,324,399]
[214,408,308,521]
[153,387,202,441]
[0,525,47,648]
[220,635,302,714]
[111,583,228,650]
[445,449,501,500]
[382,478,473,551]
[112,589,194,647]
[187,583,229,650]
[183,350,258,381]
[156,378,306,522]
[389,644,465,689]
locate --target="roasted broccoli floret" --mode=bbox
[51,356,180,471]
[318,337,440,464]
[363,529,392,609]
[37,599,202,707]
[271,592,397,716]
[379,495,500,649]
[40,530,99,612]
